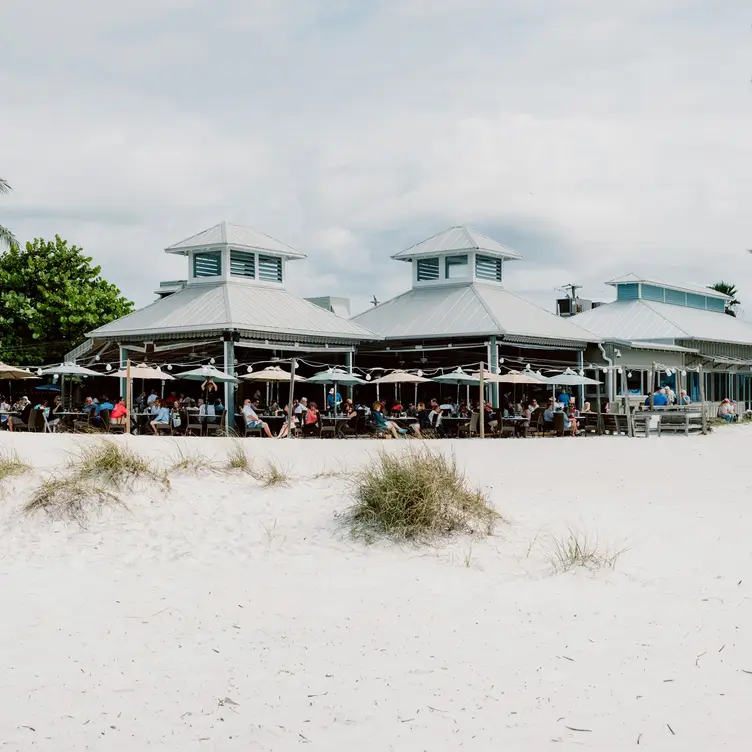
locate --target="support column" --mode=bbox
[345,351,354,401]
[489,336,499,407]
[224,337,235,434]
[119,345,128,401]
[577,350,585,406]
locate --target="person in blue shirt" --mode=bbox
[645,388,668,408]
[558,391,570,408]
[98,395,114,412]
[150,399,171,434]
[327,388,342,412]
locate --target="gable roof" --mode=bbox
[391,226,522,261]
[573,298,752,346]
[606,273,731,300]
[88,281,376,344]
[352,282,594,346]
[165,222,306,259]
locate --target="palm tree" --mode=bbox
[708,281,740,317]
[0,178,18,249]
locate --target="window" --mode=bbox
[193,251,222,277]
[445,254,468,279]
[416,257,440,281]
[707,297,725,313]
[641,284,664,302]
[664,288,686,306]
[258,254,283,282]
[475,254,502,282]
[616,283,639,301]
[230,250,255,279]
[687,293,706,310]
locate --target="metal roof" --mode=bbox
[606,273,730,300]
[165,222,307,259]
[351,282,594,346]
[391,226,522,261]
[87,282,377,344]
[572,299,752,347]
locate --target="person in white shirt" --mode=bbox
[293,397,308,416]
[680,390,691,405]
[242,399,273,437]
[146,389,159,408]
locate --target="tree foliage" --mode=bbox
[0,235,134,364]
[0,178,17,250]
[708,281,740,317]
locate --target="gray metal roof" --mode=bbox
[606,273,730,300]
[165,222,306,259]
[87,281,377,344]
[391,226,523,261]
[573,299,752,346]
[351,282,594,345]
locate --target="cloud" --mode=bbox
[2,0,751,320]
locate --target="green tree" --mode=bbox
[0,178,17,249]
[708,281,740,317]
[0,235,134,364]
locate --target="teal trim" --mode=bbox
[616,283,639,301]
[687,293,705,309]
[664,288,686,306]
[642,284,664,302]
[707,297,725,313]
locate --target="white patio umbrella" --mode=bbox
[372,370,430,406]
[177,364,238,383]
[543,369,602,386]
[40,362,102,377]
[241,365,307,383]
[432,368,480,386]
[110,364,175,380]
[0,362,38,380]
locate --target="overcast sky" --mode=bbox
[2,0,751,317]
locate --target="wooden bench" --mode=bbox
[655,410,704,436]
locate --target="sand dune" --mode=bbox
[1,431,750,750]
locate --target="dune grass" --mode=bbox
[167,443,220,474]
[544,528,623,573]
[257,458,291,487]
[0,447,30,481]
[24,473,122,526]
[226,440,253,473]
[69,439,168,490]
[343,446,500,542]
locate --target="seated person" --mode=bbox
[110,398,127,423]
[543,399,555,423]
[369,402,407,438]
[242,398,273,437]
[303,401,321,435]
[515,404,532,437]
[482,402,498,433]
[718,398,735,423]
[415,402,431,431]
[276,404,299,439]
[150,400,171,434]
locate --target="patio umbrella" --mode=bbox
[110,364,176,380]
[0,363,38,380]
[40,362,101,377]
[543,369,603,387]
[493,370,549,384]
[241,366,307,383]
[177,364,238,383]
[432,368,480,386]
[35,384,61,392]
[372,370,430,407]
[305,368,367,414]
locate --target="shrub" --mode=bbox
[0,447,30,480]
[544,528,623,573]
[24,474,122,526]
[344,446,499,542]
[69,439,168,490]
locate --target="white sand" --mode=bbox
[1,430,751,750]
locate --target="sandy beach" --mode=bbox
[1,430,750,750]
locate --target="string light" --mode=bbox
[365,373,371,381]
[210,358,215,365]
[246,366,253,373]
[417,369,423,376]
[167,364,172,371]
[105,364,112,371]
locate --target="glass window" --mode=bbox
[445,254,468,279]
[258,254,283,282]
[417,257,440,281]
[193,251,222,277]
[230,250,256,278]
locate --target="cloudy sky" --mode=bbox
[2,0,751,317]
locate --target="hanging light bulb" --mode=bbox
[366,373,371,381]
[246,366,253,373]
[602,368,608,374]
[210,357,216,365]
[579,369,584,377]
[36,368,42,376]
[681,370,687,377]
[53,374,59,381]
[167,364,173,371]
[417,369,423,377]
[105,364,112,371]
[627,371,633,378]
[95,355,101,361]
[499,358,505,365]
[665,368,671,377]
